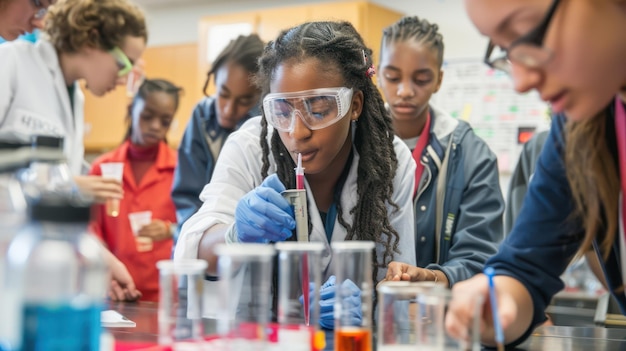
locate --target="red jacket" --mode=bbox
[89,140,177,302]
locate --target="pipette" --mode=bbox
[295,153,310,326]
[281,153,310,325]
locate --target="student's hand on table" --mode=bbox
[317,275,362,330]
[235,174,295,243]
[384,261,420,281]
[74,175,123,203]
[384,261,441,283]
[108,258,142,302]
[137,220,171,241]
[445,274,518,344]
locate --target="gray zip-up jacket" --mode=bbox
[412,105,504,286]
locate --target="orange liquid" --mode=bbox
[106,198,120,217]
[335,328,372,351]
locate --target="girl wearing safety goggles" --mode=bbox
[0,0,146,304]
[174,21,417,329]
[0,0,146,189]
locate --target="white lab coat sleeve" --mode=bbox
[173,117,266,260]
[377,136,417,281]
[0,46,18,127]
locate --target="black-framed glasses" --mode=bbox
[484,0,562,74]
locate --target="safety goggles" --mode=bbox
[31,0,48,19]
[263,87,354,132]
[109,46,133,77]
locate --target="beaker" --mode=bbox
[215,243,275,350]
[331,241,375,351]
[276,241,326,351]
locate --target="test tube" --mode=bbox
[215,243,275,350]
[332,241,375,351]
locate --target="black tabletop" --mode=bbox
[106,302,626,350]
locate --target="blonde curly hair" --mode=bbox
[44,0,147,53]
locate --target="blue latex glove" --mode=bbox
[312,275,362,330]
[235,174,295,243]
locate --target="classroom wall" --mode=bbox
[141,0,487,61]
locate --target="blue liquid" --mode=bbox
[21,303,102,351]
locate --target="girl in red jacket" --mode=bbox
[90,78,183,302]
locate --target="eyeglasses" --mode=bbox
[31,0,48,19]
[109,47,133,77]
[484,0,561,74]
[263,87,354,133]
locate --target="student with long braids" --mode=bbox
[90,79,183,302]
[172,34,264,232]
[174,21,416,328]
[380,16,504,287]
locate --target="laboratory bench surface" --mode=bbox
[106,301,626,350]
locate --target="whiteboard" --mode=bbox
[430,59,551,173]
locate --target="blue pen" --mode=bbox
[484,266,505,351]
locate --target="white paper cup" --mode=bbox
[100,162,124,217]
[128,211,152,236]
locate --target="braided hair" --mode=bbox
[123,78,183,142]
[381,16,445,67]
[255,21,402,284]
[202,34,265,96]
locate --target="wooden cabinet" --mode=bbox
[198,1,404,95]
[83,43,201,153]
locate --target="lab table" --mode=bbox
[106,301,626,350]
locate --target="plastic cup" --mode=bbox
[414,285,482,351]
[376,281,446,350]
[157,259,207,349]
[128,211,153,252]
[215,243,275,350]
[99,162,123,217]
[332,241,375,351]
[128,211,152,235]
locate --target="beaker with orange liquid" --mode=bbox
[331,241,375,351]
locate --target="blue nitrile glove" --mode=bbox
[315,275,362,330]
[235,174,295,243]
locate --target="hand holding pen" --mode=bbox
[485,267,505,351]
[445,267,526,349]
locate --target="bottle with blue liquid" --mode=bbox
[6,194,108,351]
[0,145,29,351]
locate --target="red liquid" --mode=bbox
[296,174,305,190]
[302,253,310,325]
[335,328,372,351]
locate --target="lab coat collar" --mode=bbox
[34,38,75,132]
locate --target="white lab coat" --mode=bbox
[0,39,85,175]
[174,116,416,318]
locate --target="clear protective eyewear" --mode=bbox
[109,46,133,77]
[263,87,354,132]
[31,0,48,20]
[484,0,561,74]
